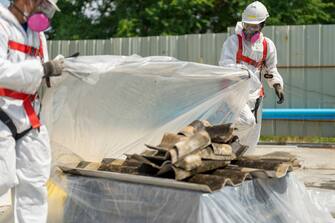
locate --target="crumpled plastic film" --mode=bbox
[307,188,335,218]
[42,55,254,163]
[52,173,334,223]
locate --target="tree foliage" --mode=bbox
[49,0,335,40]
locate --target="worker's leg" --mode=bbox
[14,125,51,223]
[0,122,17,196]
[234,104,256,135]
[241,102,263,155]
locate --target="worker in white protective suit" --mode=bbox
[0,0,63,222]
[219,1,284,153]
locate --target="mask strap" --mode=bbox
[10,3,29,21]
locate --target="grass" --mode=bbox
[260,135,335,144]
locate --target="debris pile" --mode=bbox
[74,120,301,191]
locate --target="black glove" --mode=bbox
[43,58,64,78]
[273,84,284,104]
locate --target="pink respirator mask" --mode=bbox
[27,1,56,32]
[242,23,261,44]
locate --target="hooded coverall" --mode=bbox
[219,22,283,153]
[0,4,50,223]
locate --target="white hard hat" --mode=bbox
[242,1,269,24]
[47,0,60,11]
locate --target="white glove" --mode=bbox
[43,55,65,77]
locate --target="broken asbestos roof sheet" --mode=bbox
[60,120,301,192]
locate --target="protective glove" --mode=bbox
[42,55,65,78]
[273,83,284,104]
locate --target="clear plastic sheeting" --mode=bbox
[42,55,255,163]
[53,173,334,223]
[307,188,335,218]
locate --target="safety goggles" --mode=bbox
[242,23,261,33]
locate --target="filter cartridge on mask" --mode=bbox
[242,30,261,44]
[250,32,260,44]
[27,13,50,32]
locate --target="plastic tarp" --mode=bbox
[42,55,255,163]
[41,55,333,223]
[51,173,334,223]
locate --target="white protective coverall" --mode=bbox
[0,4,50,223]
[219,22,283,152]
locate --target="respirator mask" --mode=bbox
[27,0,56,32]
[12,0,57,32]
[242,23,262,44]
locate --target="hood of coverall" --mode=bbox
[0,3,28,33]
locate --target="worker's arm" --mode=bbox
[219,35,238,66]
[264,38,284,89]
[39,33,67,88]
[0,27,44,94]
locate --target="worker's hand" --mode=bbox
[273,83,284,104]
[43,55,65,78]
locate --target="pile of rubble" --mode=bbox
[75,120,301,191]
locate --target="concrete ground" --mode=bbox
[1,145,335,221]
